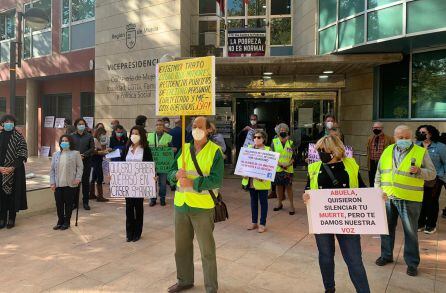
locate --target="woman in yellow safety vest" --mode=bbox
[242,130,270,233]
[302,135,370,293]
[272,123,296,215]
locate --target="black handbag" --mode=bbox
[189,144,229,223]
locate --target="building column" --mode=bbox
[26,79,39,156]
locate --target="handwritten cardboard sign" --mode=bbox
[109,162,157,198]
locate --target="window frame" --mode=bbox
[0,8,16,64]
[317,0,446,55]
[200,0,292,55]
[60,0,95,53]
[23,0,52,60]
[376,46,446,121]
[42,93,73,121]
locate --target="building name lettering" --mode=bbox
[107,59,159,71]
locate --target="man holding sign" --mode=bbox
[303,135,372,293]
[148,119,174,207]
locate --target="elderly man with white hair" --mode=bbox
[367,121,394,187]
[374,124,436,277]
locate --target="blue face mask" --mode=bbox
[116,132,124,137]
[3,122,14,132]
[60,142,70,150]
[396,139,412,150]
[77,124,86,132]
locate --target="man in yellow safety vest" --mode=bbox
[167,116,224,293]
[374,125,436,277]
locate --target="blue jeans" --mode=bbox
[152,173,167,203]
[249,189,268,225]
[315,234,370,293]
[381,198,422,268]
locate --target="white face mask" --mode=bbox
[192,128,206,141]
[130,134,141,144]
[164,123,170,128]
[250,120,257,126]
[325,121,334,130]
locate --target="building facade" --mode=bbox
[1,0,445,174]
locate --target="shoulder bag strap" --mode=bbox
[322,163,340,187]
[189,144,219,204]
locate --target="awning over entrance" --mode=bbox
[215,53,403,76]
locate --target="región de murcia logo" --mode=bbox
[126,24,136,49]
[112,23,160,50]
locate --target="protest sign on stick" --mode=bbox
[306,187,388,235]
[109,162,157,198]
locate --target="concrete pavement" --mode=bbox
[0,179,445,292]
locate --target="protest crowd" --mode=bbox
[1,108,446,293]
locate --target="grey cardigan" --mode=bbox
[50,150,84,188]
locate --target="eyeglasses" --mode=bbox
[254,136,263,139]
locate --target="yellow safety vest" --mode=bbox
[174,141,221,209]
[379,144,425,202]
[308,157,359,190]
[241,145,272,190]
[273,138,294,173]
[147,132,172,147]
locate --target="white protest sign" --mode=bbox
[44,116,55,128]
[243,128,256,148]
[83,117,94,129]
[109,162,157,198]
[39,146,51,157]
[308,143,353,164]
[54,118,65,128]
[105,149,121,159]
[306,188,388,235]
[235,147,280,181]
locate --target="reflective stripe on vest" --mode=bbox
[174,141,221,209]
[273,138,294,173]
[148,132,172,147]
[308,157,359,190]
[380,144,425,202]
[241,145,272,190]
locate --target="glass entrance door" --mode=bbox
[291,92,336,166]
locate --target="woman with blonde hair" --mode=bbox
[303,135,370,293]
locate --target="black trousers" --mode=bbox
[0,189,16,222]
[55,187,76,226]
[368,160,379,187]
[75,159,92,206]
[126,198,144,239]
[419,179,443,229]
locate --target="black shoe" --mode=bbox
[133,235,141,242]
[6,219,15,229]
[0,219,6,229]
[375,257,393,266]
[289,211,295,215]
[149,201,156,207]
[168,283,194,293]
[424,226,437,234]
[325,288,336,293]
[53,224,62,230]
[160,200,166,206]
[273,205,283,211]
[407,266,418,276]
[60,224,69,230]
[126,238,132,242]
[442,208,446,219]
[83,203,91,210]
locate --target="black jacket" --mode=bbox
[121,145,153,162]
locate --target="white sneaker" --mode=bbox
[417,227,425,232]
[424,227,437,234]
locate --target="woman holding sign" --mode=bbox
[121,125,153,242]
[303,135,370,293]
[242,130,270,233]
